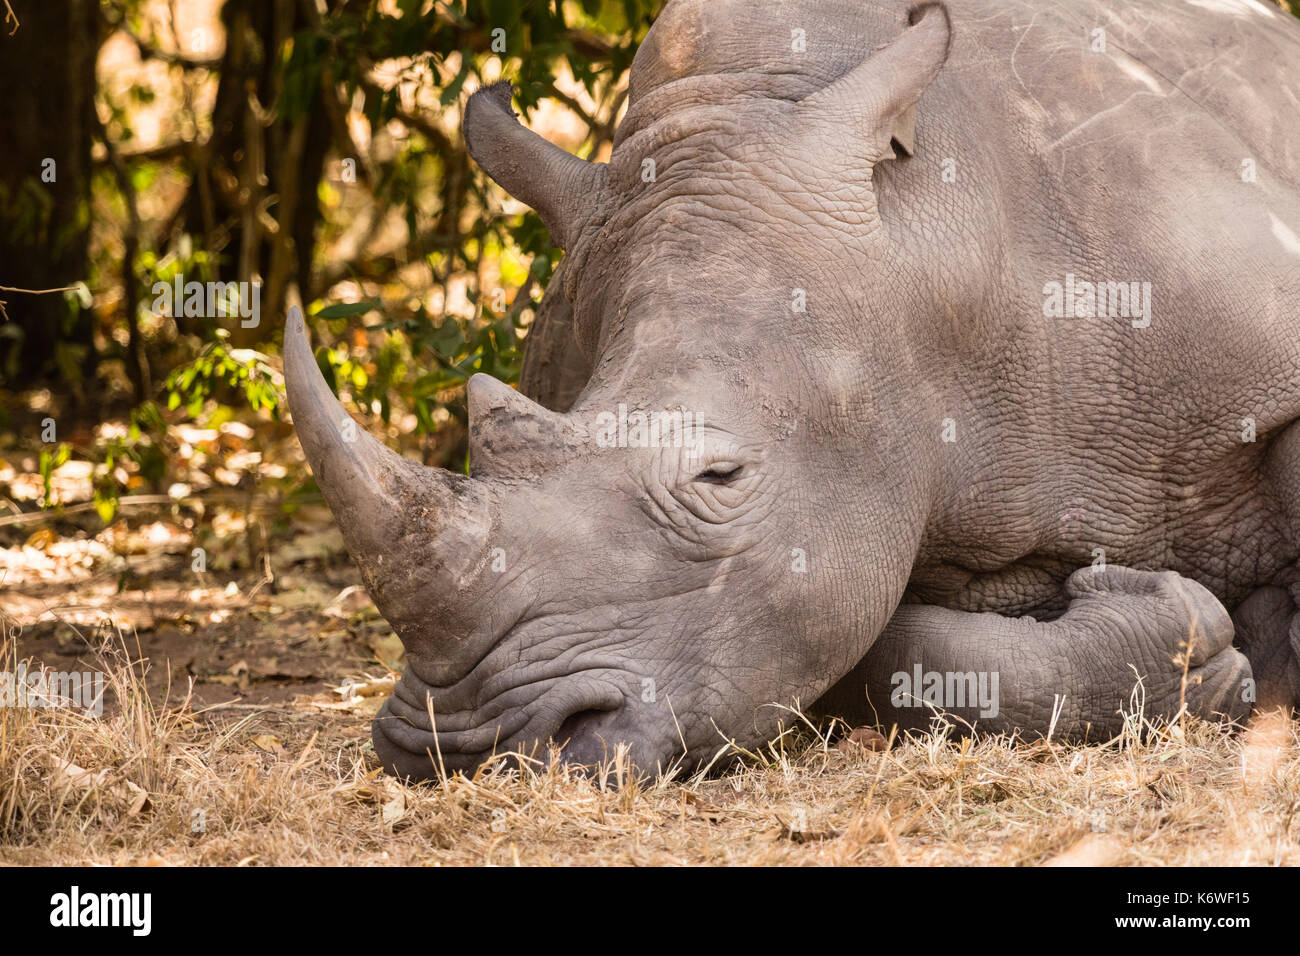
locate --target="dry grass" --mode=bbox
[2,620,1298,866]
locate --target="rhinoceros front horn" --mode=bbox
[284,306,495,660]
[463,81,606,250]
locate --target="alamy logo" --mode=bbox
[1042,273,1152,328]
[0,664,104,717]
[49,886,151,936]
[891,664,1000,718]
[152,274,261,328]
[594,404,701,450]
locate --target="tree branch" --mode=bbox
[126,30,222,70]
[0,284,82,323]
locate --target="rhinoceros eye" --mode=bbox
[693,463,743,485]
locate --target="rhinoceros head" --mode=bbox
[287,1,953,778]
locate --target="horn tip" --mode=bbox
[467,373,513,420]
[468,80,517,119]
[285,304,309,353]
[908,1,951,50]
[908,1,948,26]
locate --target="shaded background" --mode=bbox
[0,0,662,704]
[0,0,662,517]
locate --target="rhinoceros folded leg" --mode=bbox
[829,566,1252,740]
[1232,580,1300,713]
[1235,422,1300,711]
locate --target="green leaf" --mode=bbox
[412,370,464,398]
[94,493,118,524]
[314,299,381,319]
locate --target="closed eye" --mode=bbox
[693,463,743,484]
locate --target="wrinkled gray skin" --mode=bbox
[286,0,1300,780]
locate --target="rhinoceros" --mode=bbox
[285,0,1300,779]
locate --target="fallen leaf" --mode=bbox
[123,780,151,816]
[312,695,385,716]
[51,757,150,815]
[25,528,57,551]
[250,734,285,754]
[54,757,109,789]
[381,791,407,826]
[324,585,377,619]
[335,675,396,698]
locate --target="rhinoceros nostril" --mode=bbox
[555,707,617,750]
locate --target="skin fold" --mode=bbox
[286,0,1300,780]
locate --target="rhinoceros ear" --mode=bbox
[799,2,951,161]
[464,82,607,249]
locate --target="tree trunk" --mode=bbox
[0,0,100,393]
[181,0,330,346]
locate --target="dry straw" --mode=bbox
[1,611,1297,865]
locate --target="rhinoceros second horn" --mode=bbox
[463,80,608,250]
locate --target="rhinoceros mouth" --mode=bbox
[371,661,630,776]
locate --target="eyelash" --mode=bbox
[694,464,743,484]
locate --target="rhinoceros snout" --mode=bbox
[553,708,624,766]
[370,666,634,780]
